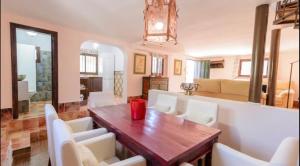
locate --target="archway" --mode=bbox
[79,41,126,105]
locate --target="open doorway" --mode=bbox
[10,23,58,119]
[80,41,125,106]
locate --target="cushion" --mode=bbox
[77,144,98,166]
[187,115,212,125]
[193,91,220,98]
[99,157,120,166]
[217,93,249,102]
[221,80,250,96]
[65,124,73,133]
[194,79,221,93]
[154,104,170,113]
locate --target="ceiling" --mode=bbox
[2,0,299,57]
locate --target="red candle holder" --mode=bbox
[130,99,146,120]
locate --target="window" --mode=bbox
[239,59,269,77]
[151,55,164,75]
[80,53,98,75]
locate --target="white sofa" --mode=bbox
[148,90,299,161]
[53,119,146,166]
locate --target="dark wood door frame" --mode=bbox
[10,23,58,119]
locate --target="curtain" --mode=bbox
[194,60,210,79]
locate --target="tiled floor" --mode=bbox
[19,101,52,120]
[13,140,49,166]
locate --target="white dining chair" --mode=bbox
[180,137,299,166]
[53,119,146,166]
[212,137,299,166]
[148,94,178,114]
[177,99,218,127]
[88,91,115,109]
[45,104,108,166]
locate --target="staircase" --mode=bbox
[273,0,299,29]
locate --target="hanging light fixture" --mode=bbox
[143,0,178,45]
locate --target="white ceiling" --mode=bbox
[2,0,299,57]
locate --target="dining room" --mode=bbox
[1,0,299,166]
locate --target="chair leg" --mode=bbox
[48,158,51,166]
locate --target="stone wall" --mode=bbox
[30,51,52,102]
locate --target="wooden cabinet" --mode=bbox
[142,77,169,99]
[80,77,103,101]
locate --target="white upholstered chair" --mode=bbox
[45,104,108,166]
[212,137,299,166]
[148,94,178,114]
[88,91,115,109]
[181,137,299,166]
[177,99,218,127]
[53,119,146,166]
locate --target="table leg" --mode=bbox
[204,152,212,166]
[198,159,203,166]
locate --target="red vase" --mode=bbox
[130,99,146,120]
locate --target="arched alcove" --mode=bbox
[79,41,127,105]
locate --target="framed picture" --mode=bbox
[134,53,146,74]
[174,59,182,75]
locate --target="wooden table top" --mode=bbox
[89,104,221,165]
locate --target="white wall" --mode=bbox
[16,28,52,52]
[1,11,131,108]
[168,55,186,93]
[148,90,299,161]
[17,44,36,92]
[101,52,115,92]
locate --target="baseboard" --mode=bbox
[58,101,81,113]
[1,108,13,122]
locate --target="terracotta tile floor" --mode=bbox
[13,140,48,166]
[19,101,51,120]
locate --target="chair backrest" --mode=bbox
[270,137,299,166]
[185,99,218,125]
[53,119,81,166]
[155,94,178,113]
[88,91,115,108]
[45,104,59,166]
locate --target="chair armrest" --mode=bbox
[212,143,268,166]
[66,117,93,132]
[110,156,146,166]
[73,128,107,142]
[270,137,299,166]
[78,133,116,162]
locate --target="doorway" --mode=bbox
[80,41,126,106]
[10,23,58,119]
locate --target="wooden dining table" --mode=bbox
[89,104,221,166]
